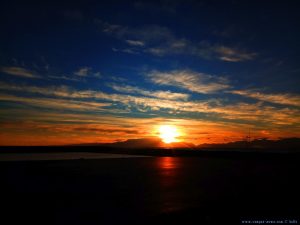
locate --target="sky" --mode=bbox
[0,0,300,146]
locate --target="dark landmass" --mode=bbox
[71,137,196,149]
[1,138,300,157]
[1,146,300,160]
[71,137,300,152]
[198,137,300,151]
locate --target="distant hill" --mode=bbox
[2,138,300,156]
[71,137,300,152]
[73,137,195,149]
[105,137,163,149]
[197,138,300,152]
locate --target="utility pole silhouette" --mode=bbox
[245,129,251,149]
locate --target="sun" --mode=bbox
[159,125,180,144]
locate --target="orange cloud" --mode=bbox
[1,113,299,146]
[230,90,300,107]
[1,81,300,146]
[148,70,230,93]
[0,67,40,78]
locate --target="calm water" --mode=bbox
[0,156,299,224]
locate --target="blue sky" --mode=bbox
[0,0,299,145]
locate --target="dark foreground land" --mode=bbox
[0,149,299,225]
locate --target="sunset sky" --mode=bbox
[0,0,300,145]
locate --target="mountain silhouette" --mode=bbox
[197,137,300,152]
[73,137,195,149]
[106,137,196,149]
[106,137,163,148]
[71,137,300,152]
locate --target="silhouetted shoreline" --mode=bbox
[1,146,300,161]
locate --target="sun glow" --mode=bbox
[159,125,180,144]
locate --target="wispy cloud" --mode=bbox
[0,66,41,78]
[96,20,173,43]
[93,72,102,78]
[109,83,189,100]
[145,42,257,62]
[144,39,189,56]
[125,39,145,46]
[1,108,299,146]
[0,114,219,145]
[1,82,299,126]
[74,67,101,78]
[217,103,300,126]
[148,70,230,94]
[74,67,90,76]
[188,41,257,63]
[112,47,139,54]
[95,20,257,62]
[0,94,111,112]
[48,75,81,81]
[230,90,300,107]
[214,46,257,62]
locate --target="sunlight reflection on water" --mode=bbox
[156,157,187,213]
[158,156,178,169]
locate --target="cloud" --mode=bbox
[184,41,257,62]
[125,39,145,46]
[0,116,185,145]
[0,119,147,146]
[0,67,40,78]
[109,83,189,100]
[96,20,173,43]
[1,82,299,126]
[109,76,128,82]
[112,47,139,54]
[145,42,257,62]
[1,109,299,146]
[214,46,257,62]
[48,75,81,81]
[216,103,300,126]
[96,20,257,62]
[0,82,77,98]
[96,20,186,48]
[0,82,223,114]
[148,70,230,94]
[73,127,140,135]
[0,93,111,112]
[230,90,300,107]
[93,72,102,78]
[144,39,189,56]
[74,67,90,76]
[73,67,102,78]
[0,82,241,116]
[146,48,167,56]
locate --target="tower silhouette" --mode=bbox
[245,129,251,148]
